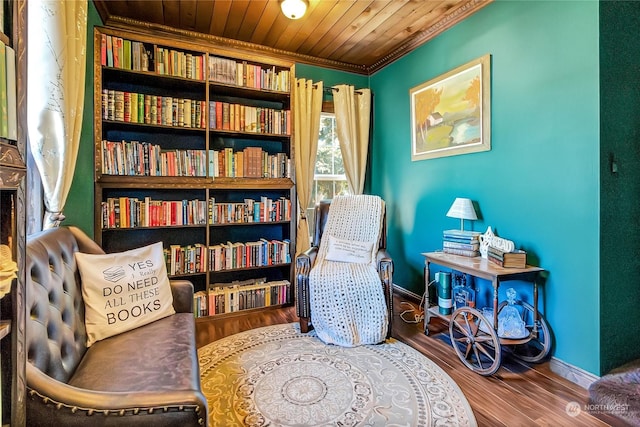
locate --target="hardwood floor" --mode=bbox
[196,296,626,426]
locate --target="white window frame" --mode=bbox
[307,112,350,241]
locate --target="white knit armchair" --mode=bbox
[295,195,394,346]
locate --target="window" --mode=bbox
[307,113,350,239]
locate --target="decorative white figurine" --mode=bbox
[478,226,494,259]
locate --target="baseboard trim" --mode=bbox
[549,357,599,389]
[393,285,599,389]
[393,284,423,303]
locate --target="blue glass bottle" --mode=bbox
[453,274,475,311]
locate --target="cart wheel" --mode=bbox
[449,307,501,376]
[498,300,551,363]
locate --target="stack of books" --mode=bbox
[487,247,527,268]
[442,229,481,257]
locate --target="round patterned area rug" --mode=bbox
[198,323,476,426]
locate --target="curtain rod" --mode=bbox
[297,81,365,94]
[323,86,364,94]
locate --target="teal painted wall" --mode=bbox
[599,1,640,374]
[369,1,601,374]
[64,1,101,238]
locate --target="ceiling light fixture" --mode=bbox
[280,0,308,20]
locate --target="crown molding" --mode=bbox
[102,0,492,77]
[104,16,369,75]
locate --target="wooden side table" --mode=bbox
[422,251,544,334]
[422,251,549,375]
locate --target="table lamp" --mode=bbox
[446,197,477,231]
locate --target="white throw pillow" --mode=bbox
[75,242,175,347]
[324,235,375,264]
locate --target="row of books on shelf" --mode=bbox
[99,34,291,93]
[102,94,293,136]
[156,46,206,80]
[212,147,290,179]
[162,239,291,275]
[101,140,291,179]
[193,278,291,317]
[208,239,291,272]
[0,40,16,141]
[442,229,482,257]
[101,196,291,229]
[102,197,207,229]
[101,141,207,176]
[209,101,291,135]
[102,89,207,129]
[208,55,290,92]
[210,196,291,225]
[100,34,207,80]
[101,35,151,73]
[164,243,207,275]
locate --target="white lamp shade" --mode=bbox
[281,0,307,20]
[446,198,478,220]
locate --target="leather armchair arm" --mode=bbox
[377,249,394,287]
[295,246,318,328]
[170,280,194,313]
[376,249,393,272]
[376,249,394,339]
[27,364,207,426]
[298,245,318,268]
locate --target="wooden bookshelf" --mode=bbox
[94,26,296,320]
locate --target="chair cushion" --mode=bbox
[325,235,374,264]
[69,313,200,393]
[75,242,175,347]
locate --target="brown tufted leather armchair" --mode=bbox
[25,226,207,426]
[295,199,394,337]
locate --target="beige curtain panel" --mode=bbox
[333,85,372,195]
[293,79,323,254]
[27,0,87,229]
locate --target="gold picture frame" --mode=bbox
[410,54,491,161]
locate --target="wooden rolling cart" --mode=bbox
[422,251,551,376]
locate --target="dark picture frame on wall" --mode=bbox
[410,54,491,161]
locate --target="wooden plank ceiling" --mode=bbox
[93,0,491,75]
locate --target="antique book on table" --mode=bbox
[487,246,526,268]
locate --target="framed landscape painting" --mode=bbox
[410,54,491,161]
